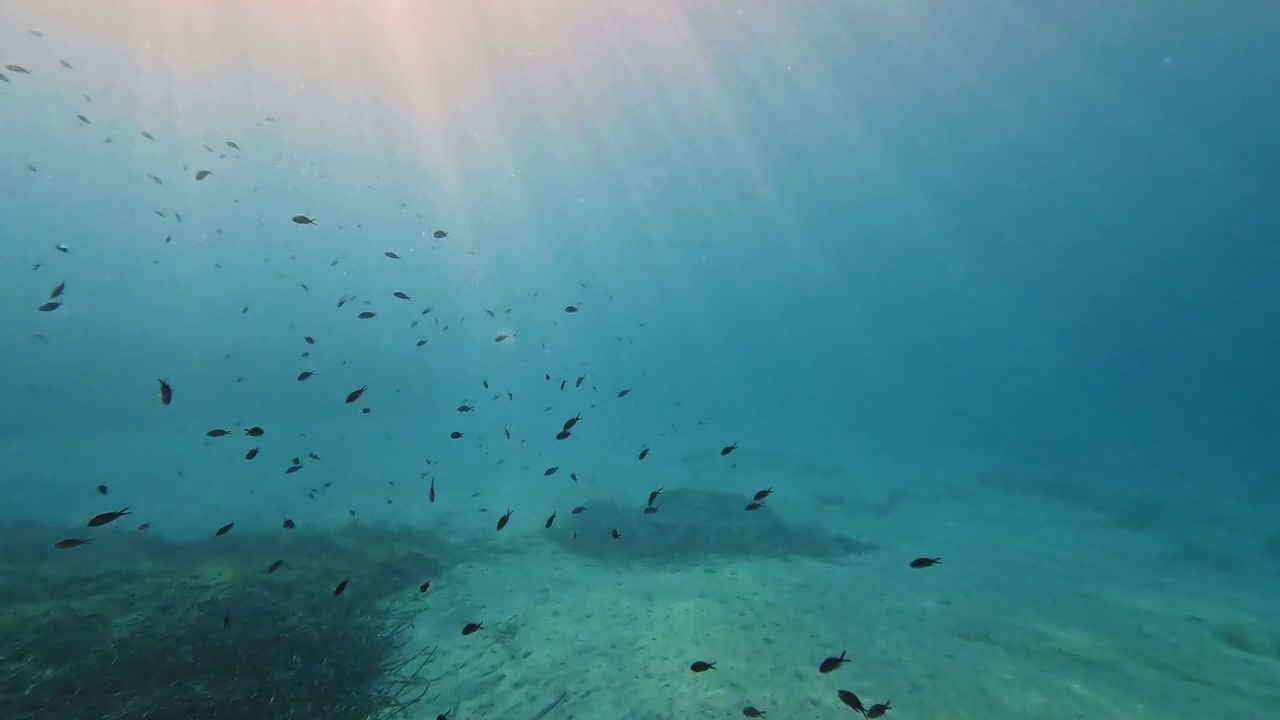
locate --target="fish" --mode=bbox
[244,426,264,437]
[195,170,212,180]
[457,405,474,413]
[648,487,663,506]
[38,301,61,312]
[753,488,773,501]
[745,502,764,511]
[544,466,559,476]
[50,282,65,299]
[206,429,232,437]
[245,447,259,460]
[611,529,622,540]
[433,230,448,238]
[743,708,766,718]
[87,507,131,527]
[837,690,868,715]
[866,702,891,718]
[689,661,715,672]
[721,443,738,456]
[638,447,650,460]
[267,560,284,574]
[564,304,580,313]
[429,478,436,503]
[496,509,513,531]
[419,581,431,593]
[297,370,317,381]
[617,389,631,397]
[416,340,428,347]
[495,334,510,342]
[909,557,941,569]
[141,131,155,140]
[643,506,658,515]
[282,518,296,529]
[545,511,557,528]
[555,430,571,440]
[215,522,234,536]
[334,579,350,596]
[285,464,303,475]
[563,413,582,431]
[571,506,586,514]
[384,251,401,259]
[450,431,463,439]
[4,64,31,73]
[54,538,92,549]
[304,335,315,345]
[97,484,108,495]
[346,386,367,404]
[226,141,240,150]
[393,291,411,300]
[292,215,317,225]
[461,622,483,635]
[357,311,377,319]
[158,379,174,405]
[819,651,850,674]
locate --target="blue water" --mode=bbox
[2,2,1278,719]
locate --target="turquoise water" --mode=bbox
[2,2,1278,719]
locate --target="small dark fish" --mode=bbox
[496,509,512,531]
[137,523,150,531]
[384,251,401,259]
[97,484,108,495]
[292,215,317,225]
[721,443,738,456]
[267,560,284,574]
[571,506,586,514]
[0,72,7,83]
[555,430,571,440]
[433,230,448,238]
[358,311,377,319]
[457,404,474,413]
[158,379,174,405]
[504,427,511,439]
[648,487,663,506]
[819,651,850,674]
[617,389,631,397]
[436,711,452,720]
[429,478,436,503]
[419,580,431,593]
[56,244,70,253]
[421,307,434,315]
[745,502,764,511]
[643,506,658,515]
[245,447,260,461]
[611,529,622,540]
[297,370,317,381]
[450,431,463,439]
[416,339,428,347]
[50,281,65,298]
[215,522,235,536]
[638,447,650,460]
[285,464,303,475]
[461,622,483,635]
[544,466,559,476]
[195,170,212,180]
[495,334,510,342]
[346,386,367,404]
[244,426,264,437]
[575,375,585,388]
[87,507,131,527]
[570,472,578,482]
[77,114,90,124]
[55,538,92,549]
[564,304,579,313]
[563,413,582,431]
[909,557,941,569]
[226,140,240,150]
[304,335,315,345]
[206,429,232,437]
[743,708,766,718]
[689,661,715,672]
[38,301,61,312]
[334,579,350,596]
[61,59,73,69]
[309,452,321,461]
[141,131,155,140]
[545,511,557,528]
[753,488,773,501]
[559,379,566,390]
[4,64,31,73]
[866,702,891,718]
[282,518,296,529]
[393,291,411,300]
[837,690,868,715]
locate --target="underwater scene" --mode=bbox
[2,2,1278,719]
